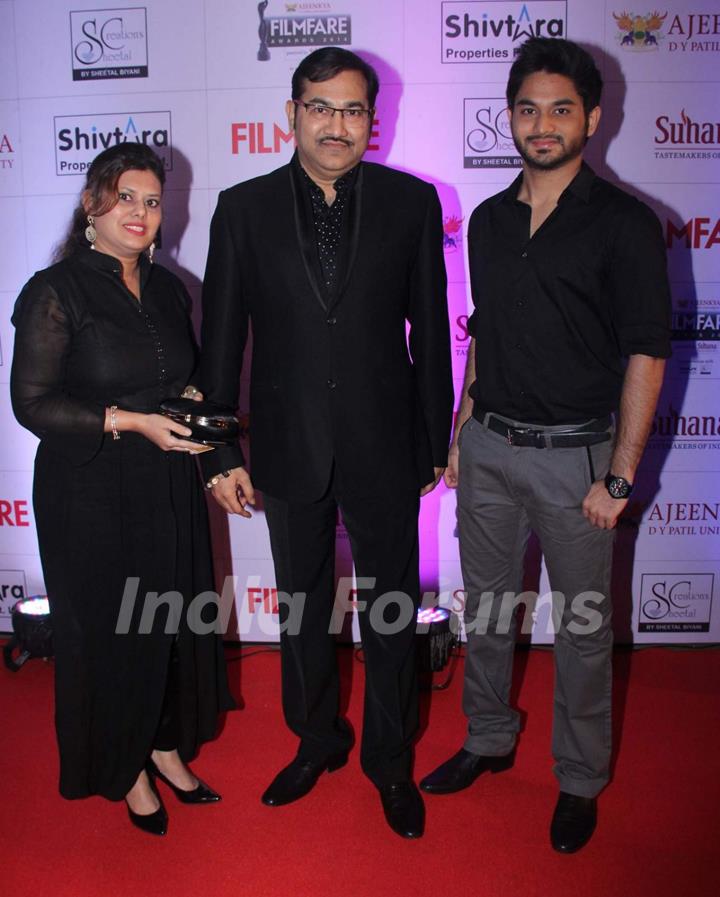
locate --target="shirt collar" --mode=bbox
[496,161,596,206]
[74,244,152,279]
[292,151,360,198]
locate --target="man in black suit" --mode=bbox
[198,47,453,838]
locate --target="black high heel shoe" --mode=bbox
[125,785,168,836]
[147,758,221,804]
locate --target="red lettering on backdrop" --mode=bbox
[0,500,30,526]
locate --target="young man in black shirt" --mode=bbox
[420,38,671,852]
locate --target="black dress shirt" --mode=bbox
[299,160,358,291]
[467,163,672,426]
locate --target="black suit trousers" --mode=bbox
[263,482,421,787]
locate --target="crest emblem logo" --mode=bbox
[612,10,668,50]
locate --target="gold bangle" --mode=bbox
[110,405,120,441]
[205,470,231,490]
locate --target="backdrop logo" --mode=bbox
[463,98,520,168]
[256,0,351,61]
[0,570,27,626]
[649,402,720,452]
[1,131,15,171]
[230,119,381,154]
[54,112,173,175]
[672,304,720,340]
[670,298,720,378]
[442,1,567,63]
[666,217,720,249]
[443,216,464,252]
[645,501,720,536]
[0,500,30,527]
[639,573,713,632]
[655,109,720,159]
[612,10,668,50]
[70,7,148,81]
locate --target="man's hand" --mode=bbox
[443,445,460,489]
[420,467,446,497]
[210,466,256,518]
[582,480,628,530]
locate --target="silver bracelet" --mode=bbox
[110,405,120,441]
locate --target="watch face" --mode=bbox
[606,475,631,499]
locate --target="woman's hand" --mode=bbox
[129,411,200,452]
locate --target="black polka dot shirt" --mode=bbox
[301,165,358,291]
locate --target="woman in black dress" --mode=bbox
[10,143,234,836]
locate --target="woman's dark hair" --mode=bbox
[291,46,380,108]
[55,142,166,261]
[506,38,603,118]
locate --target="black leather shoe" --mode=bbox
[550,792,597,853]
[126,793,168,836]
[147,758,221,804]
[378,782,425,839]
[261,752,348,807]
[419,747,514,794]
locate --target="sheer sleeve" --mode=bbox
[11,275,106,465]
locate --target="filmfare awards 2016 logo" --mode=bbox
[256,1,351,61]
[0,570,27,628]
[53,111,173,176]
[670,297,720,378]
[654,108,720,160]
[463,98,520,168]
[1,130,15,171]
[441,1,567,63]
[612,9,720,54]
[639,573,713,632]
[231,118,381,154]
[70,7,149,81]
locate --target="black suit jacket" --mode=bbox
[198,158,453,502]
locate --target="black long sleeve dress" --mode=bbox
[11,247,234,801]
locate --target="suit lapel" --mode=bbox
[289,162,328,312]
[328,164,363,312]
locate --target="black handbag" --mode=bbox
[159,397,240,445]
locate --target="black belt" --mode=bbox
[476,411,613,448]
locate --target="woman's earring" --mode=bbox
[148,242,155,264]
[85,215,97,247]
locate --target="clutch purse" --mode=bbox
[159,397,240,446]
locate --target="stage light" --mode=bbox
[3,595,53,672]
[416,606,459,689]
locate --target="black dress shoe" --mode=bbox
[126,793,168,836]
[147,759,221,804]
[378,782,425,839]
[419,747,514,794]
[550,792,597,853]
[261,752,348,807]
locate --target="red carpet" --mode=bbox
[2,645,718,897]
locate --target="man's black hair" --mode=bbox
[506,38,603,117]
[291,46,379,108]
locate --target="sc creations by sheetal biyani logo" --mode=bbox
[70,7,148,81]
[256,0,351,61]
[639,573,714,633]
[441,1,567,63]
[53,111,172,176]
[464,98,521,168]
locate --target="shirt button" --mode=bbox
[327,379,337,389]
[521,251,528,258]
[517,300,524,308]
[326,316,337,325]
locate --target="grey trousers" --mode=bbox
[457,414,615,798]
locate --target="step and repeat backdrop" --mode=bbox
[1,0,718,643]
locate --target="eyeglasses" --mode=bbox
[292,100,374,124]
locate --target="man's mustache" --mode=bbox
[319,137,353,147]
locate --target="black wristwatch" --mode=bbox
[604,473,633,500]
